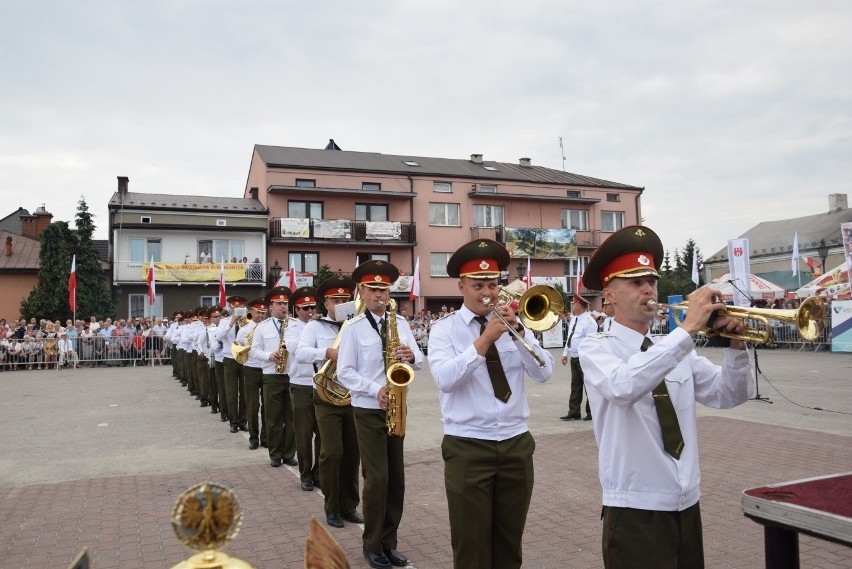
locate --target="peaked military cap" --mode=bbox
[447,238,510,279]
[317,275,356,299]
[352,260,399,289]
[290,286,318,308]
[583,225,663,290]
[207,305,223,317]
[227,295,248,307]
[265,286,292,303]
[247,297,268,312]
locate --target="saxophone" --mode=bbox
[384,299,415,437]
[275,318,289,374]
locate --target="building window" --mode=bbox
[433,182,452,193]
[289,252,319,273]
[482,165,498,171]
[295,179,316,188]
[566,257,590,292]
[606,193,620,202]
[355,204,389,221]
[200,239,244,263]
[566,190,581,198]
[356,252,390,266]
[479,185,497,193]
[429,203,460,226]
[473,205,504,227]
[129,293,162,318]
[601,211,625,232]
[402,160,420,167]
[130,238,162,263]
[430,253,452,277]
[289,201,323,219]
[362,182,381,191]
[199,296,219,308]
[561,209,589,231]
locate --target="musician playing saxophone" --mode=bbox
[238,298,269,447]
[294,276,362,529]
[249,286,297,468]
[427,239,553,569]
[337,260,423,569]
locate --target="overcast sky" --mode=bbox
[2,1,850,261]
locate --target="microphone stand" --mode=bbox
[727,279,771,403]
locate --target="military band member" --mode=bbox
[579,225,753,568]
[240,298,268,447]
[218,296,248,433]
[199,306,224,414]
[338,260,424,569]
[294,276,362,529]
[194,309,213,408]
[560,294,597,421]
[286,286,323,491]
[249,286,297,467]
[166,311,183,380]
[427,239,553,569]
[177,309,197,393]
[211,307,230,423]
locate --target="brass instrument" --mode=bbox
[384,299,415,437]
[647,296,826,344]
[230,328,254,364]
[275,318,289,374]
[313,297,365,407]
[480,284,563,368]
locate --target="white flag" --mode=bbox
[791,232,799,276]
[691,251,699,286]
[409,257,421,301]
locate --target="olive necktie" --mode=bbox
[641,337,684,459]
[474,316,512,402]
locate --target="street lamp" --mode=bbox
[816,238,829,275]
[516,260,527,280]
[269,259,282,287]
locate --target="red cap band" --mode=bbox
[600,251,658,285]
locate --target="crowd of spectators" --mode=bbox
[0,315,171,371]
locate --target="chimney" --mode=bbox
[20,205,53,240]
[117,176,129,195]
[828,193,848,212]
[4,236,12,256]
[249,187,259,200]
[470,153,483,164]
[519,157,532,167]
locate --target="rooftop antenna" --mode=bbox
[558,137,566,172]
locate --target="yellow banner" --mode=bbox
[143,262,253,282]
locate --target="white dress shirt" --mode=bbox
[337,311,424,409]
[236,320,264,368]
[285,318,315,386]
[249,317,294,375]
[427,307,553,441]
[294,317,342,391]
[562,311,599,358]
[579,321,753,511]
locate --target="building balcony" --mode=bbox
[469,227,604,248]
[113,261,266,284]
[269,218,416,246]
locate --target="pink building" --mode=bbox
[245,141,644,313]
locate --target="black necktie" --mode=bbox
[474,316,512,402]
[641,337,684,459]
[566,318,578,348]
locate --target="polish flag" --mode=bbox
[68,255,77,313]
[525,257,533,289]
[288,263,297,290]
[218,258,226,307]
[410,256,421,301]
[805,257,815,271]
[147,256,156,305]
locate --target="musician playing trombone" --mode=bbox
[578,225,754,569]
[294,275,362,530]
[427,239,553,569]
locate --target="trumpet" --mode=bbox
[479,284,564,368]
[647,296,826,344]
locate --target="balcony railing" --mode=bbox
[113,261,266,283]
[269,218,416,244]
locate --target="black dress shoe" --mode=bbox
[230,425,239,433]
[560,415,581,421]
[301,480,314,491]
[220,416,228,422]
[270,458,282,467]
[283,457,297,466]
[326,512,344,528]
[210,407,218,414]
[343,511,364,524]
[383,549,408,567]
[313,478,321,491]
[249,442,259,450]
[238,423,249,432]
[363,547,391,569]
[200,401,209,407]
[583,414,592,421]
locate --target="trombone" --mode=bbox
[647,296,826,344]
[480,284,563,367]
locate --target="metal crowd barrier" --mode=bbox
[0,335,173,370]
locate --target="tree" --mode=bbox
[73,197,115,319]
[657,238,704,300]
[20,222,77,321]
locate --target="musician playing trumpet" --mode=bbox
[249,286,297,468]
[579,225,754,568]
[294,276,362,529]
[427,239,553,569]
[337,260,423,569]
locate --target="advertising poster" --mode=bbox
[726,238,752,307]
[830,299,852,353]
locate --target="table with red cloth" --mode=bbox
[742,472,852,569]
